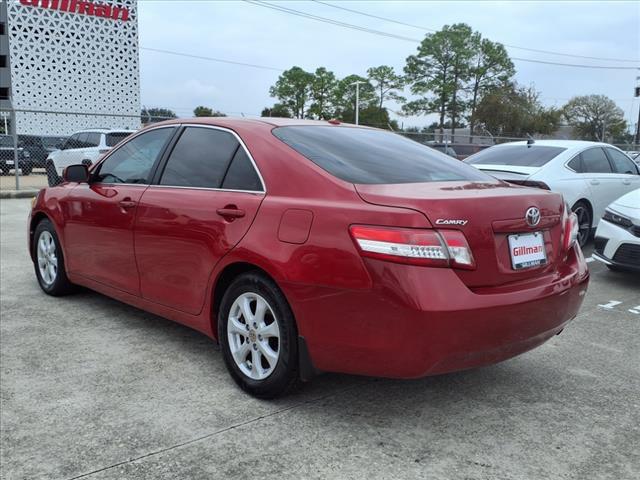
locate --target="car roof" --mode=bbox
[72,129,136,134]
[146,117,362,130]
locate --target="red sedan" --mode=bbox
[28,118,589,397]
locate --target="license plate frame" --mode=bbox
[508,231,547,270]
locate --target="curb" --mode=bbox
[0,190,40,199]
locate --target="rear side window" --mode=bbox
[85,132,101,147]
[0,136,13,147]
[273,126,489,184]
[160,127,239,188]
[95,127,175,184]
[567,156,583,172]
[465,145,567,167]
[606,148,639,175]
[581,148,612,173]
[106,132,132,147]
[221,147,263,191]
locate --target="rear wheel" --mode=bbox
[33,219,75,296]
[21,164,32,176]
[218,272,299,398]
[571,201,592,247]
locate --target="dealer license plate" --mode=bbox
[508,232,547,270]
[5,160,14,165]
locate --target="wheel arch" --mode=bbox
[29,211,52,259]
[211,262,279,332]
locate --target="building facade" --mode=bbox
[1,0,140,135]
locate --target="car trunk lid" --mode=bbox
[355,181,565,288]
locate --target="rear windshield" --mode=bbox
[272,126,489,184]
[106,132,132,147]
[0,136,13,147]
[465,145,566,167]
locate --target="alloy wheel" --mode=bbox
[573,205,590,246]
[227,292,281,380]
[37,231,58,286]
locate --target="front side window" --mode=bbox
[273,126,489,184]
[465,145,567,167]
[94,127,175,184]
[581,148,612,173]
[160,127,239,188]
[606,148,639,175]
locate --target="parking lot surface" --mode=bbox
[1,198,638,480]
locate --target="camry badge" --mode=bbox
[435,219,468,226]
[525,207,541,227]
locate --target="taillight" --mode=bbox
[349,225,475,269]
[563,212,579,251]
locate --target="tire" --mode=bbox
[46,161,61,187]
[218,272,299,398]
[81,159,92,168]
[571,201,592,247]
[21,165,32,176]
[32,219,76,296]
[0,166,8,176]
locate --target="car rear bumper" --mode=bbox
[285,245,589,378]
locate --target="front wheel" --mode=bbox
[33,219,76,296]
[218,272,299,398]
[571,201,592,247]
[46,161,61,186]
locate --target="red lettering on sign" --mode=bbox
[19,0,130,21]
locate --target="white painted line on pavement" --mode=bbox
[598,300,622,309]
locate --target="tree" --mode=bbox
[563,95,627,142]
[404,23,475,138]
[475,83,561,137]
[467,36,514,141]
[332,74,376,123]
[193,106,226,117]
[366,65,405,111]
[269,66,314,119]
[261,103,293,118]
[308,67,338,120]
[141,107,177,124]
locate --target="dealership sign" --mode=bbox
[18,0,130,21]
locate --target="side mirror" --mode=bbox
[63,164,89,183]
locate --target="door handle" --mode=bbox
[622,179,631,185]
[216,206,246,220]
[590,179,600,185]
[119,199,137,209]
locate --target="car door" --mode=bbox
[579,147,619,223]
[604,147,640,196]
[55,134,85,174]
[61,126,177,294]
[134,125,265,315]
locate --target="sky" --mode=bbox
[138,0,640,130]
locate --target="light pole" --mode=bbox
[350,80,365,125]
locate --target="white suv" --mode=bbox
[46,129,135,185]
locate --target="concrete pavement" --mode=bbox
[1,198,638,480]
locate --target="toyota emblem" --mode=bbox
[525,207,541,227]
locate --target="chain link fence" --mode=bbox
[1,108,638,191]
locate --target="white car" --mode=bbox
[465,140,640,246]
[46,128,134,185]
[592,189,640,272]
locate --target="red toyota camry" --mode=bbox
[28,118,589,397]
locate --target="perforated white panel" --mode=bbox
[7,0,140,135]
